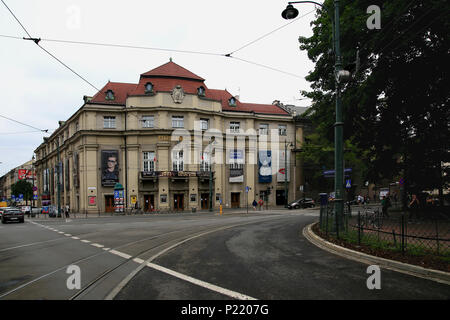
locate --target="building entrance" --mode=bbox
[144,194,155,212]
[231,192,240,208]
[174,194,184,211]
[105,195,114,212]
[201,193,209,210]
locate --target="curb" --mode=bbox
[303,222,450,286]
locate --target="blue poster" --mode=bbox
[258,150,272,183]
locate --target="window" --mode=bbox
[200,118,209,131]
[197,86,205,97]
[143,151,156,171]
[172,116,184,128]
[145,82,153,94]
[105,90,115,100]
[200,152,210,171]
[229,97,236,107]
[278,124,287,136]
[259,124,269,135]
[141,116,154,128]
[104,116,116,128]
[230,121,240,133]
[172,150,184,171]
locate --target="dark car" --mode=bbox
[1,208,24,223]
[287,198,315,209]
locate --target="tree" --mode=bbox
[298,0,449,203]
[11,180,33,204]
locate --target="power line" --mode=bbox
[0,114,48,132]
[228,9,316,55]
[1,0,100,92]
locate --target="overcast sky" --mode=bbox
[0,0,318,176]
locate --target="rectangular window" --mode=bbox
[259,124,269,135]
[200,118,209,131]
[172,116,184,128]
[230,122,240,133]
[278,124,287,136]
[142,116,154,128]
[143,151,156,171]
[172,150,184,171]
[104,116,116,129]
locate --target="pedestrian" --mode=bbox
[65,205,70,218]
[381,195,390,217]
[258,198,264,211]
[408,194,420,221]
[252,200,257,211]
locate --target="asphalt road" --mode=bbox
[0,209,448,300]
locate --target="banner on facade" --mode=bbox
[101,150,119,186]
[276,150,290,182]
[229,150,244,183]
[258,150,272,183]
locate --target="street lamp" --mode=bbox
[282,0,349,228]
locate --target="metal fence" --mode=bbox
[319,203,450,257]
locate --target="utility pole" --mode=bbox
[284,141,288,208]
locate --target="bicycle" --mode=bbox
[360,207,383,229]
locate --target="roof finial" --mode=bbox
[169,57,172,62]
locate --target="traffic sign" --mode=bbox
[345,179,351,189]
[32,186,37,191]
[245,186,250,193]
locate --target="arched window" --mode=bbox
[229,97,236,107]
[105,90,115,100]
[145,82,154,94]
[197,86,205,97]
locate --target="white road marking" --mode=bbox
[103,247,110,251]
[91,243,104,248]
[81,240,91,243]
[146,263,256,300]
[58,231,64,234]
[64,234,72,237]
[133,258,145,264]
[72,236,80,240]
[109,250,132,259]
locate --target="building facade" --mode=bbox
[33,61,300,213]
[0,159,36,204]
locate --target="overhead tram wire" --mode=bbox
[0,114,48,133]
[1,0,100,92]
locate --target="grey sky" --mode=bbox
[0,0,318,176]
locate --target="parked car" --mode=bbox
[1,208,24,223]
[287,198,315,209]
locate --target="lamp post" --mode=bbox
[282,1,349,228]
[284,141,293,208]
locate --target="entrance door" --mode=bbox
[276,190,286,206]
[231,192,240,208]
[144,195,155,212]
[174,194,184,211]
[105,195,114,212]
[201,193,209,210]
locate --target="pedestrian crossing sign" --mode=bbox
[345,179,351,189]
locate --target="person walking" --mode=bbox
[408,194,420,221]
[381,195,390,217]
[252,200,257,211]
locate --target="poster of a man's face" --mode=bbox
[102,150,119,186]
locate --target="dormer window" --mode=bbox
[145,82,154,94]
[229,97,237,107]
[105,90,115,100]
[197,86,205,97]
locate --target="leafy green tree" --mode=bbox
[11,180,33,204]
[298,0,449,203]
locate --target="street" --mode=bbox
[0,209,448,300]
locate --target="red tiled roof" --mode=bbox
[90,82,137,105]
[141,61,205,81]
[88,62,290,116]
